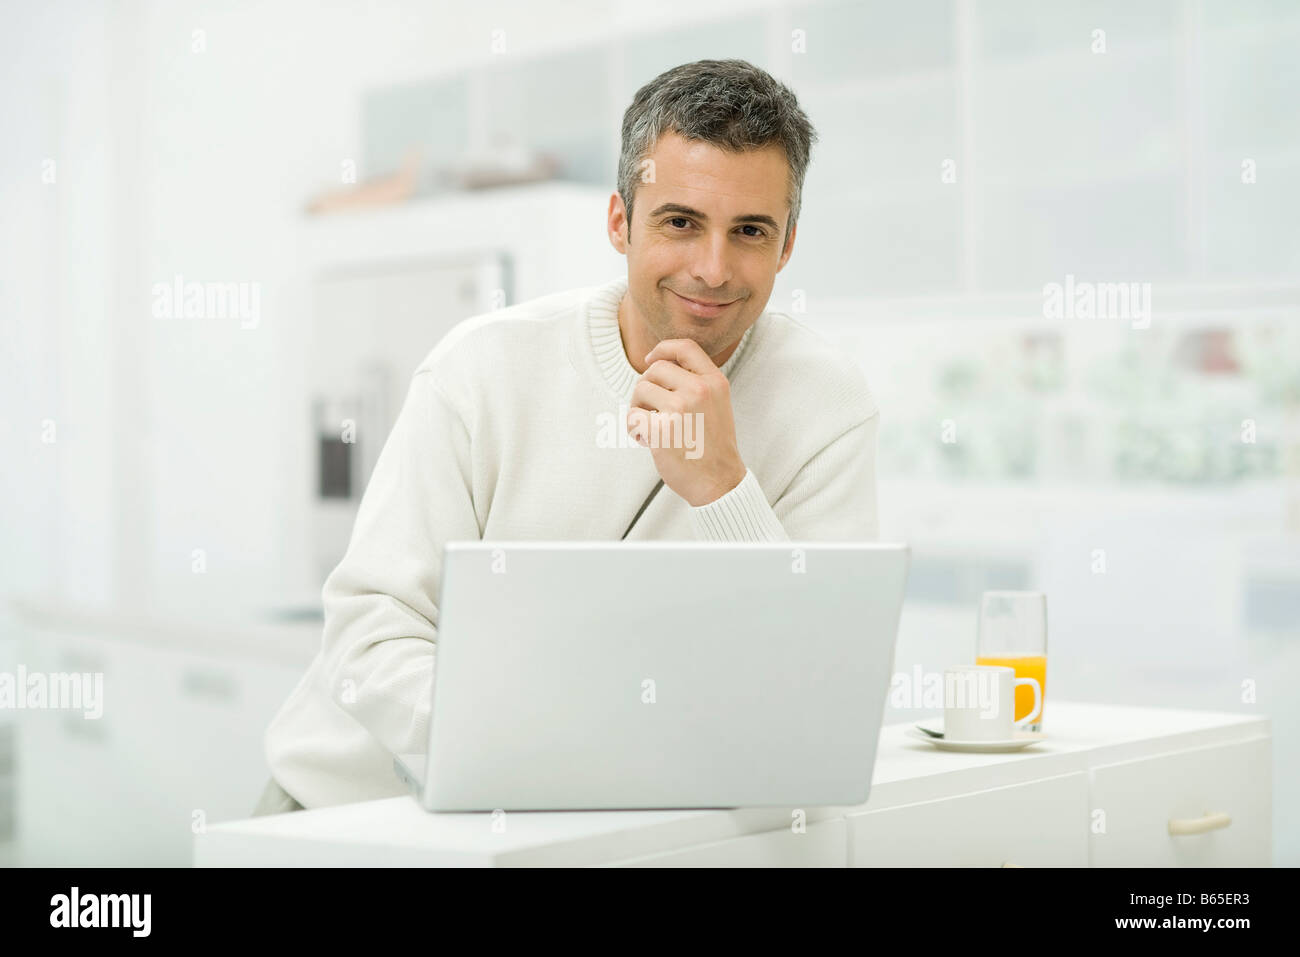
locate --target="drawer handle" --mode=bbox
[1168,812,1231,836]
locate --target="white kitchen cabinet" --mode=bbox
[1087,738,1272,867]
[14,613,316,867]
[848,772,1090,867]
[605,819,847,868]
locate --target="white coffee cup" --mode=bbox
[943,664,1042,742]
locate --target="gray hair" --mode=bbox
[617,58,817,252]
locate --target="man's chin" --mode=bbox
[651,310,736,356]
[661,327,721,353]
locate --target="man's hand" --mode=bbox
[626,338,748,507]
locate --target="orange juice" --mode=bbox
[975,655,1046,725]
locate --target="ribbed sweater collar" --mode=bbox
[582,275,756,401]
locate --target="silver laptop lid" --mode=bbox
[422,541,909,811]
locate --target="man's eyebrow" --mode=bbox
[648,202,781,231]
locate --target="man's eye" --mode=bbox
[664,218,764,239]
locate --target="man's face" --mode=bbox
[607,130,797,363]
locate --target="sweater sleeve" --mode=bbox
[688,412,880,542]
[315,369,478,762]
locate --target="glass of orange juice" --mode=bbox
[975,591,1047,733]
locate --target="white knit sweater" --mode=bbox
[264,274,880,808]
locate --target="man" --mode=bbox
[255,58,879,813]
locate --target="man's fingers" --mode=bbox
[626,407,685,448]
[640,358,695,391]
[628,379,677,416]
[644,338,717,375]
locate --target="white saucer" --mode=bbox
[907,726,1047,752]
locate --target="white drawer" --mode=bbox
[18,627,306,865]
[848,772,1089,867]
[603,819,846,867]
[1088,738,1270,867]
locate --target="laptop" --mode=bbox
[394,541,909,811]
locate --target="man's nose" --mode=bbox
[689,232,733,290]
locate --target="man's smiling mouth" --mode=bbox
[669,289,737,316]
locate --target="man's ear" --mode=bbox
[608,192,631,253]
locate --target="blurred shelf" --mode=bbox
[803,281,1300,324]
[8,597,320,668]
[297,180,622,303]
[880,474,1299,505]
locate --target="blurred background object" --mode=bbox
[0,0,1296,867]
[303,148,423,215]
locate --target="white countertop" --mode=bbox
[194,700,1270,867]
